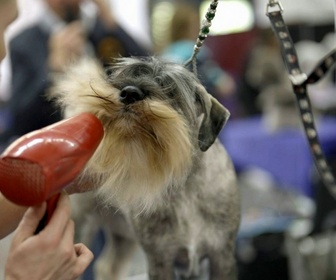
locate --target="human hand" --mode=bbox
[5,193,93,280]
[48,21,86,72]
[90,0,116,28]
[90,0,109,9]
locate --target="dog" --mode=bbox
[50,56,240,280]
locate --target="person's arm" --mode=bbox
[0,193,27,239]
[48,21,86,72]
[92,0,116,29]
[5,193,93,280]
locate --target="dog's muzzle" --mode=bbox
[120,86,145,105]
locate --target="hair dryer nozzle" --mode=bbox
[0,113,104,206]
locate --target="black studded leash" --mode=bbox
[266,0,336,198]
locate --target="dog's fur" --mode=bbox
[50,57,240,280]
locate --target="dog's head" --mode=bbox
[50,57,229,210]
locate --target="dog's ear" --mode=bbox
[197,85,230,151]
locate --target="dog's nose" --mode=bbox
[119,86,145,105]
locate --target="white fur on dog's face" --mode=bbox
[51,58,200,211]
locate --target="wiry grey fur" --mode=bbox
[50,57,240,280]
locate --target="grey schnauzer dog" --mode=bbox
[50,56,240,280]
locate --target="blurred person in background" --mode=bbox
[0,0,148,149]
[237,28,286,117]
[160,2,236,103]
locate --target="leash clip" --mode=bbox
[289,73,307,86]
[266,0,283,16]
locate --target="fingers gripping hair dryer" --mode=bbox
[0,113,104,226]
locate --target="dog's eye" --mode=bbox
[155,77,164,87]
[166,90,176,99]
[155,77,176,99]
[105,68,113,76]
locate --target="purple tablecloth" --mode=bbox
[219,117,336,197]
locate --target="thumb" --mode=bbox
[73,243,94,277]
[10,202,47,246]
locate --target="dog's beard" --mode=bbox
[50,59,194,211]
[89,100,193,211]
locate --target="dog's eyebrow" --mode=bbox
[116,64,154,78]
[132,65,153,77]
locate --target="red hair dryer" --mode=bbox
[0,113,104,228]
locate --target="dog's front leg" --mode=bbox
[146,254,175,280]
[209,251,237,280]
[94,229,137,280]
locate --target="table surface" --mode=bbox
[219,116,336,197]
